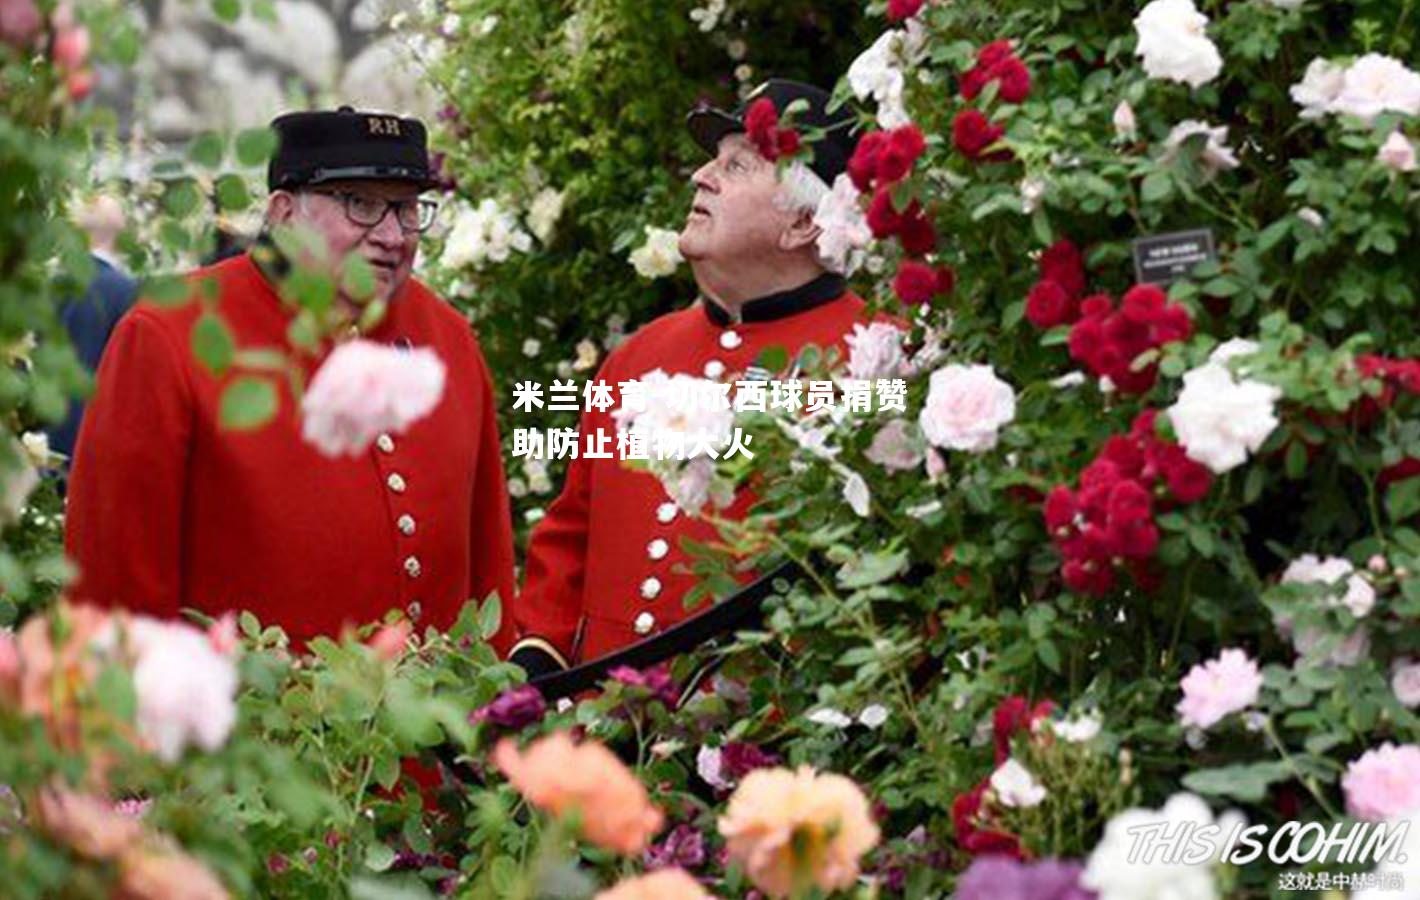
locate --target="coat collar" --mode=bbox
[700,272,847,327]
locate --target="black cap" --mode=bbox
[267,106,436,191]
[686,79,858,186]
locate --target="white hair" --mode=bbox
[772,161,843,272]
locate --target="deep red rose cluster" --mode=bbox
[1066,285,1193,394]
[1025,239,1088,328]
[849,124,927,193]
[950,40,1028,162]
[951,695,1054,859]
[886,0,926,22]
[744,97,801,162]
[960,40,1032,105]
[893,258,956,305]
[1044,410,1213,596]
[1353,355,1420,485]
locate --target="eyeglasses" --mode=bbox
[307,189,439,233]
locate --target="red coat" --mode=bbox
[65,253,517,650]
[512,277,868,667]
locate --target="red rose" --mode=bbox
[952,781,1024,859]
[744,97,781,161]
[866,186,905,237]
[977,40,1014,69]
[994,57,1032,104]
[1039,239,1086,299]
[1107,479,1152,526]
[898,207,938,255]
[1062,557,1115,595]
[893,259,939,305]
[1121,284,1167,323]
[848,131,888,192]
[935,265,956,296]
[877,124,927,183]
[1164,456,1213,503]
[1043,486,1078,536]
[952,108,1005,160]
[886,0,925,21]
[776,128,801,157]
[1025,279,1074,328]
[992,695,1054,763]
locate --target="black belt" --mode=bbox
[529,560,802,701]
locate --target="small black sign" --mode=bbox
[1132,228,1217,286]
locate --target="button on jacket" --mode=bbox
[512,274,868,669]
[65,252,517,650]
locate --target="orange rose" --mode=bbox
[493,731,664,855]
[118,846,230,900]
[594,868,713,900]
[34,784,145,861]
[718,765,880,899]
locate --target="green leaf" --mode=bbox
[1036,639,1062,673]
[94,665,137,721]
[363,843,397,873]
[755,345,789,374]
[162,180,204,218]
[1181,762,1291,802]
[1141,172,1172,203]
[191,313,235,376]
[479,595,502,641]
[214,174,251,211]
[142,275,193,308]
[219,377,278,431]
[235,127,278,167]
[211,0,241,23]
[1388,478,1420,523]
[187,133,225,169]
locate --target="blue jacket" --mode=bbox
[49,255,138,462]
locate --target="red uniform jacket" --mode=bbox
[65,252,517,650]
[512,274,867,668]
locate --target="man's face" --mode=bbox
[679,133,796,264]
[269,179,423,303]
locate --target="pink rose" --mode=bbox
[0,0,41,48]
[917,363,1016,453]
[1176,648,1262,730]
[1378,131,1417,173]
[300,340,447,457]
[865,419,924,471]
[1392,660,1420,708]
[1343,743,1420,821]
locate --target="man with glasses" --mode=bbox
[65,107,517,652]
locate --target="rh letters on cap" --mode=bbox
[367,116,401,136]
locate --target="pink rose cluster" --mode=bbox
[1343,743,1420,822]
[301,339,447,457]
[1175,648,1263,730]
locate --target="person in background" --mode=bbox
[49,194,138,465]
[64,107,516,650]
[509,80,870,674]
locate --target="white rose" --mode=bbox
[918,364,1016,453]
[807,707,853,728]
[124,618,239,763]
[1331,54,1420,124]
[1290,57,1346,119]
[813,174,872,275]
[1133,0,1222,89]
[1297,207,1325,229]
[1162,120,1240,178]
[1050,713,1103,743]
[1209,337,1260,368]
[1113,100,1138,140]
[1392,660,1420,708]
[628,226,684,279]
[865,419,925,472]
[1020,176,1047,214]
[848,28,917,128]
[990,759,1047,808]
[842,471,871,518]
[1378,131,1418,173]
[844,321,906,381]
[1282,554,1376,618]
[526,187,565,244]
[300,341,447,457]
[858,704,889,728]
[1084,793,1244,900]
[440,199,532,270]
[696,745,732,790]
[20,431,49,467]
[522,338,542,357]
[1166,361,1280,474]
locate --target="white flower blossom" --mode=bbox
[122,617,239,763]
[1162,120,1241,179]
[1297,207,1325,229]
[697,745,732,790]
[1133,0,1223,89]
[1290,57,1347,119]
[1282,554,1376,619]
[526,187,565,244]
[688,0,727,32]
[1392,660,1420,708]
[1084,793,1244,900]
[1378,131,1418,173]
[1020,176,1047,214]
[1050,713,1103,743]
[918,364,1016,453]
[20,431,49,467]
[847,25,926,128]
[1331,54,1420,124]
[1113,100,1138,140]
[522,338,542,357]
[858,704,889,728]
[440,199,532,270]
[813,174,872,276]
[572,339,599,372]
[842,471,871,517]
[990,759,1047,808]
[865,419,925,471]
[844,322,906,382]
[1166,360,1280,474]
[628,226,684,279]
[807,707,853,728]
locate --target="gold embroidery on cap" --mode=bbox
[367,117,402,136]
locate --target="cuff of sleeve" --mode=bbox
[509,637,569,679]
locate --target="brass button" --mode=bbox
[397,514,416,536]
[404,556,422,578]
[647,539,669,560]
[719,331,742,350]
[640,577,662,600]
[376,434,395,453]
[406,601,422,621]
[387,473,406,493]
[704,359,726,379]
[633,612,656,635]
[656,502,678,524]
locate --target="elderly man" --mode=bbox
[65,107,516,649]
[510,80,867,675]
